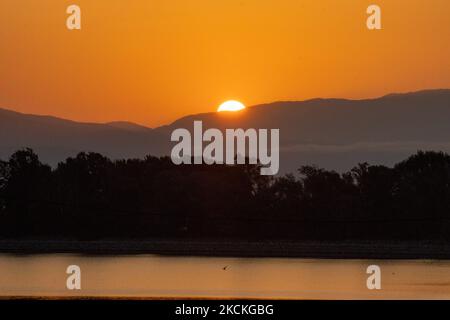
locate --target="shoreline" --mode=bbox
[0,239,450,259]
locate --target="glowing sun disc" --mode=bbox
[217,100,246,112]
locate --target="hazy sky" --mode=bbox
[0,0,449,126]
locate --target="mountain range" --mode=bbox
[1,89,449,173]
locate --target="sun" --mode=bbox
[217,100,246,112]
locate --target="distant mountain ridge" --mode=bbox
[1,89,450,172]
[0,108,169,166]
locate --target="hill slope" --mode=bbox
[156,89,450,171]
[0,109,169,166]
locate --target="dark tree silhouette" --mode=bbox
[1,148,450,241]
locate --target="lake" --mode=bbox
[0,255,449,299]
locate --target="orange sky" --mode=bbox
[0,0,449,127]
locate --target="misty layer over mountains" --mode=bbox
[0,89,449,173]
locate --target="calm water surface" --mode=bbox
[0,255,449,299]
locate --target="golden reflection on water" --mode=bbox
[0,255,449,299]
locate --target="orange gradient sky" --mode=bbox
[0,0,449,127]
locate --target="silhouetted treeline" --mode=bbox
[1,148,450,241]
